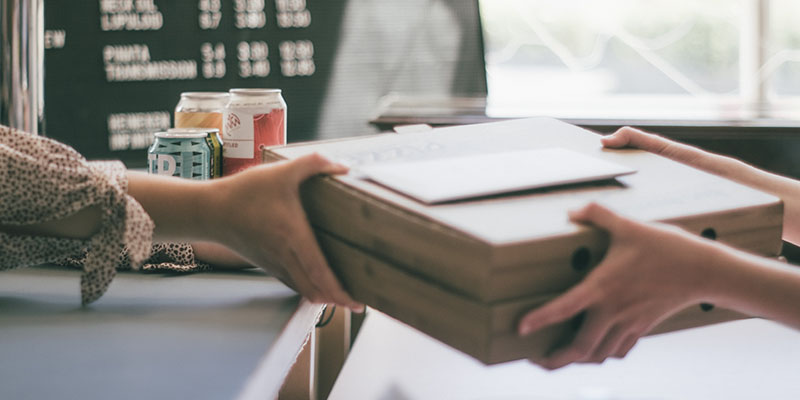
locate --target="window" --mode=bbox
[480,0,800,122]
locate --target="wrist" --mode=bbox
[194,177,232,244]
[692,241,739,305]
[128,171,220,242]
[698,243,790,318]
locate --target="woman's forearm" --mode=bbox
[0,171,224,245]
[709,246,800,330]
[716,158,800,245]
[126,171,220,243]
[0,205,102,240]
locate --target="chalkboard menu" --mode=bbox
[43,0,486,167]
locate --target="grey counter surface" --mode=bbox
[0,266,315,400]
[331,311,800,400]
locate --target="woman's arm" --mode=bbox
[603,127,800,244]
[518,203,800,370]
[0,205,102,239]
[1,152,362,311]
[191,242,253,269]
[127,153,363,311]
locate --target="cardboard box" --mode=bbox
[265,118,783,300]
[263,117,782,363]
[315,230,747,364]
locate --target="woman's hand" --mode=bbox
[603,127,800,244]
[210,154,364,312]
[601,127,741,179]
[129,153,363,311]
[517,203,725,370]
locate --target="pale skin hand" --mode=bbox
[602,126,800,245]
[518,203,727,369]
[517,128,800,370]
[2,153,363,312]
[518,203,800,370]
[128,153,364,312]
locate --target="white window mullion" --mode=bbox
[740,0,769,117]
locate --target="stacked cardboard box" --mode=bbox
[264,118,783,364]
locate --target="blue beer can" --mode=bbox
[147,130,211,180]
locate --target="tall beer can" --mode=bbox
[174,92,228,131]
[223,88,287,175]
[174,92,228,177]
[147,130,212,180]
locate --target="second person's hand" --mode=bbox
[517,203,725,370]
[603,126,800,247]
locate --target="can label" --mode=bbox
[223,107,285,175]
[175,111,223,134]
[174,113,224,178]
[147,136,211,180]
[203,132,223,178]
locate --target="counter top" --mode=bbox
[331,310,800,400]
[0,266,319,400]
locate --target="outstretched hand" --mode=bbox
[604,126,800,249]
[518,203,723,370]
[213,154,364,312]
[601,126,760,189]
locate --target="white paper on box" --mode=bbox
[356,148,637,204]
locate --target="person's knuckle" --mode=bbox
[626,325,647,344]
[661,144,683,159]
[571,342,593,359]
[307,153,327,168]
[616,341,637,358]
[634,322,652,338]
[585,202,602,215]
[308,292,326,304]
[542,362,560,371]
[612,348,629,359]
[651,139,671,155]
[587,354,607,364]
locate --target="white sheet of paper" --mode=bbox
[356,148,637,204]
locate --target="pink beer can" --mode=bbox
[222,88,287,175]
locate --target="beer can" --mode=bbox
[147,130,212,180]
[223,88,287,175]
[174,91,229,132]
[168,127,223,179]
[174,92,228,177]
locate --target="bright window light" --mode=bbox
[480,0,800,121]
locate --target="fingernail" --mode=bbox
[519,324,532,336]
[567,209,578,218]
[567,209,582,221]
[336,162,349,169]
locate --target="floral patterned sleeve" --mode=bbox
[0,125,154,304]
